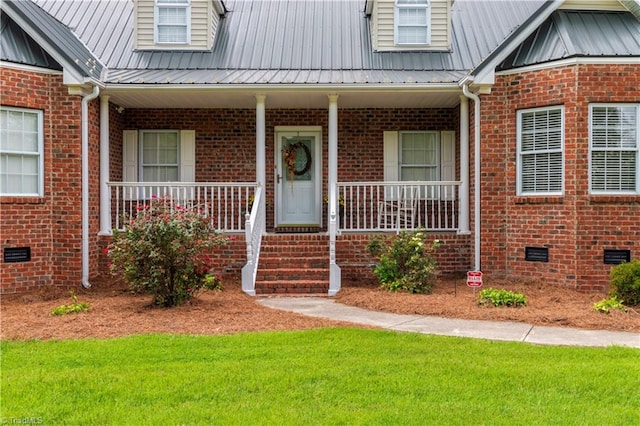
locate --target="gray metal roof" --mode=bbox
[4,1,638,87]
[498,10,640,70]
[1,0,103,80]
[0,11,61,70]
[28,0,547,85]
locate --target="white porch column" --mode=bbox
[328,94,341,296]
[458,95,470,234]
[255,95,266,187]
[99,95,111,235]
[255,94,266,234]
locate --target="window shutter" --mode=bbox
[122,130,138,200]
[123,130,138,182]
[180,130,195,182]
[440,130,455,200]
[383,131,399,199]
[383,131,399,181]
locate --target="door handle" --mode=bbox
[277,174,282,184]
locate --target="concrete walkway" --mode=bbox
[258,297,640,348]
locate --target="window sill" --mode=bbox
[513,196,564,205]
[0,196,45,204]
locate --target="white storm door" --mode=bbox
[276,130,321,226]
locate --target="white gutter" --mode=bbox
[461,82,481,272]
[104,82,463,93]
[81,85,100,288]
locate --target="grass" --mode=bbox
[2,328,639,425]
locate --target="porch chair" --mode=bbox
[377,185,419,230]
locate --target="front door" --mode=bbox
[276,129,322,227]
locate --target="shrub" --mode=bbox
[108,196,227,307]
[51,291,90,316]
[367,231,440,294]
[478,288,527,307]
[609,259,640,306]
[593,296,627,314]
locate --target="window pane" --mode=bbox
[158,7,186,24]
[398,26,428,44]
[158,26,187,43]
[591,151,636,192]
[401,132,436,166]
[398,8,427,25]
[401,167,436,181]
[592,106,638,149]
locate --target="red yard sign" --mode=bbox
[467,271,483,287]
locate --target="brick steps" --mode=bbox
[255,234,329,295]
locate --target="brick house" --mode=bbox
[1,0,639,295]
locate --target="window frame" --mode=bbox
[0,106,44,197]
[138,130,181,183]
[394,0,431,46]
[154,0,191,45]
[589,103,639,195]
[399,130,440,181]
[516,105,565,196]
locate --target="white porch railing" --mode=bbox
[242,185,265,295]
[336,181,462,232]
[106,182,258,232]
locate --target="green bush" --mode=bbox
[108,196,227,307]
[593,296,627,314]
[51,291,89,316]
[609,259,640,306]
[478,288,527,307]
[367,231,440,294]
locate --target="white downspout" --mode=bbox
[81,85,100,288]
[462,83,481,272]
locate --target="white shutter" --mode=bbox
[440,130,455,200]
[122,130,138,200]
[123,130,138,182]
[383,131,399,199]
[180,130,195,182]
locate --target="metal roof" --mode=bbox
[1,0,103,80]
[498,10,640,70]
[0,11,61,70]
[4,1,638,87]
[27,0,546,85]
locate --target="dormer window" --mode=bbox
[155,0,191,44]
[395,0,431,45]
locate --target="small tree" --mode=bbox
[367,231,440,294]
[107,196,227,307]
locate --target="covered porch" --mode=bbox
[98,88,474,296]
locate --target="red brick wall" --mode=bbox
[0,67,86,293]
[480,63,640,291]
[123,108,458,230]
[337,232,472,284]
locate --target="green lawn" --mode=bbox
[2,328,639,425]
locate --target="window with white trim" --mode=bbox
[383,130,455,200]
[0,107,43,196]
[400,131,439,181]
[517,106,564,195]
[590,104,639,194]
[395,0,431,45]
[155,0,190,44]
[140,131,180,182]
[123,129,195,183]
